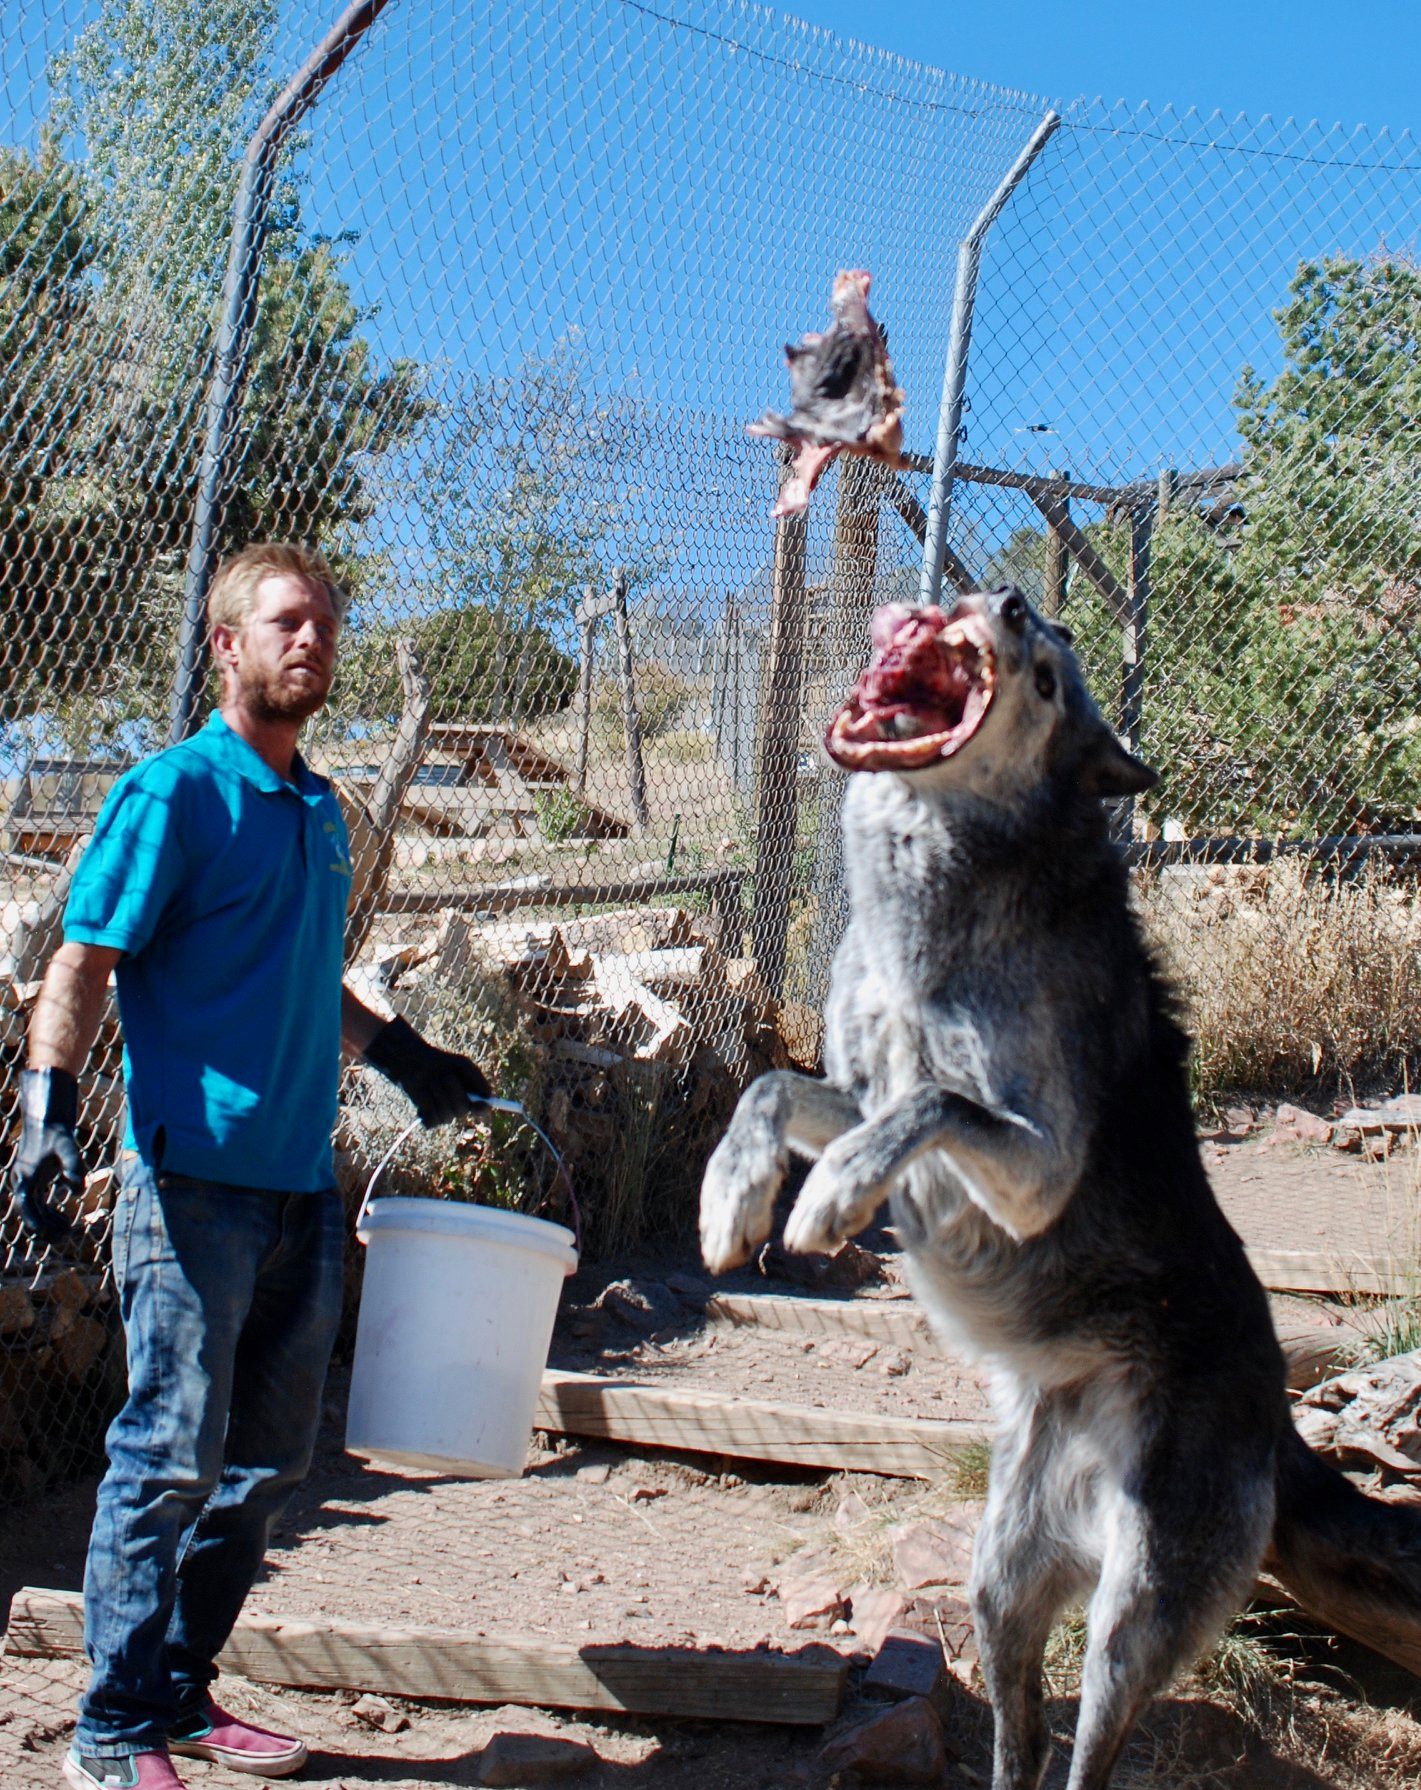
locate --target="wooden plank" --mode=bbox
[535,1371,983,1479]
[706,1292,926,1354]
[1030,493,1131,630]
[1257,1568,1421,1683]
[881,474,977,593]
[379,869,744,917]
[1247,1247,1409,1298]
[705,1295,1352,1393]
[5,1587,846,1725]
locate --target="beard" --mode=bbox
[235,657,332,723]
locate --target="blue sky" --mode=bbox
[780,0,1421,140]
[7,0,1421,612]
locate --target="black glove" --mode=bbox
[363,1015,492,1128]
[11,1067,84,1244]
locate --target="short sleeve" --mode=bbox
[64,770,191,955]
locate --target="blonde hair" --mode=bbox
[207,542,348,639]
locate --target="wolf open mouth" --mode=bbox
[825,603,996,772]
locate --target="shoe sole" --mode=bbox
[168,1737,307,1777]
[63,1760,176,1790]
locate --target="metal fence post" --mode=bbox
[918,109,1061,607]
[167,0,393,745]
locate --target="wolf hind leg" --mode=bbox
[699,1071,860,1273]
[976,1559,1078,1790]
[1063,1498,1265,1790]
[973,1454,1088,1790]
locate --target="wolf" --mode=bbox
[700,587,1421,1790]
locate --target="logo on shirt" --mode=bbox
[324,817,352,878]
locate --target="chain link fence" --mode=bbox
[2,0,1421,1504]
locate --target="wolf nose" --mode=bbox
[996,588,1029,631]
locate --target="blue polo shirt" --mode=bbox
[64,713,352,1190]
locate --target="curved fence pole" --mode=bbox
[168,0,394,745]
[918,108,1061,608]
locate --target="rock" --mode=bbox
[890,1509,978,1590]
[594,1278,683,1334]
[1335,1095,1421,1135]
[834,1491,873,1534]
[908,1590,978,1682]
[878,1350,910,1377]
[818,1696,946,1784]
[0,1285,36,1338]
[1332,1125,1363,1153]
[51,1312,108,1380]
[863,1627,950,1707]
[762,1239,881,1292]
[847,1584,907,1655]
[46,1267,95,1311]
[574,1462,611,1485]
[478,1733,596,1785]
[1223,1106,1254,1135]
[1272,1104,1333,1146]
[351,1693,409,1733]
[822,1338,878,1370]
[779,1574,848,1631]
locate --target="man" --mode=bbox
[10,543,489,1790]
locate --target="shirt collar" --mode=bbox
[203,712,325,798]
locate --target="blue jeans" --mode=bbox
[76,1157,344,1757]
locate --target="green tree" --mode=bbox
[341,606,576,729]
[1236,255,1421,610]
[408,336,658,719]
[0,0,426,740]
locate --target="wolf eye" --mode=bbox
[1034,664,1057,701]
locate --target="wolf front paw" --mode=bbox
[783,1139,887,1256]
[699,1129,786,1274]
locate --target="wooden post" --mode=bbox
[341,638,431,960]
[1157,465,1175,522]
[611,568,649,836]
[1121,501,1153,834]
[574,584,597,800]
[751,447,810,1000]
[572,587,594,798]
[1043,468,1070,619]
[808,458,880,1002]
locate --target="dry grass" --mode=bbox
[1140,861,1421,1107]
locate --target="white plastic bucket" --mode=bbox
[346,1196,578,1478]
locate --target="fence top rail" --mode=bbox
[898,455,1242,509]
[1125,834,1421,869]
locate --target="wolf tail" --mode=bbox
[1269,1424,1421,1674]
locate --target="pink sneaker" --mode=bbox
[167,1700,308,1776]
[64,1752,187,1790]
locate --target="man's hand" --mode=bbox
[363,1015,492,1128]
[11,1067,85,1243]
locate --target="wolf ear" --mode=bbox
[1078,728,1158,798]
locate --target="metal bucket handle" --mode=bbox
[356,1095,581,1252]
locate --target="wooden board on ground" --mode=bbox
[5,1587,846,1725]
[705,1292,926,1354]
[536,1370,983,1478]
[705,1295,1352,1393]
[1247,1246,1409,1297]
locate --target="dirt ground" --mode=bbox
[5,1125,1421,1789]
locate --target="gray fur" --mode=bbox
[701,587,1419,1788]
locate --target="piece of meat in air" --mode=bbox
[748,269,905,518]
